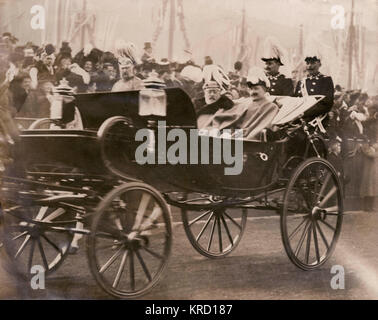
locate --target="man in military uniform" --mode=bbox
[294,55,334,118]
[261,38,293,96]
[262,57,293,96]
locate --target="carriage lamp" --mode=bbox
[50,78,75,120]
[139,73,167,117]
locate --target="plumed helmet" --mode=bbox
[246,67,271,88]
[261,36,286,66]
[115,39,141,65]
[180,65,203,83]
[202,80,221,90]
[202,64,230,93]
[303,35,323,62]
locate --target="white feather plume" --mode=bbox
[247,67,271,88]
[202,65,230,92]
[262,36,287,65]
[115,39,141,65]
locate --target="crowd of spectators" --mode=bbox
[1,32,378,209]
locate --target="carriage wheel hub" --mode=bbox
[311,206,327,220]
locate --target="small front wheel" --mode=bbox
[182,205,247,259]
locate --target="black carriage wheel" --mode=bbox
[280,157,343,270]
[0,205,75,279]
[87,182,172,299]
[181,206,247,259]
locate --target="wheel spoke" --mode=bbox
[207,215,216,251]
[316,172,331,202]
[319,186,337,208]
[129,250,135,291]
[37,238,49,271]
[35,206,48,220]
[41,234,63,255]
[142,247,163,260]
[140,205,162,231]
[42,208,66,222]
[319,219,336,232]
[217,216,223,253]
[132,193,151,231]
[94,231,123,241]
[135,250,152,282]
[298,188,312,210]
[311,169,323,205]
[12,231,28,241]
[27,239,36,274]
[112,250,128,288]
[294,219,311,257]
[14,234,31,259]
[220,214,233,246]
[314,220,329,250]
[195,212,214,242]
[289,217,309,241]
[188,210,211,227]
[305,224,312,264]
[223,211,242,230]
[312,221,320,263]
[99,247,124,274]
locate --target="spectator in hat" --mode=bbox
[156,58,182,88]
[141,42,155,64]
[30,44,56,88]
[1,32,18,53]
[204,56,213,66]
[229,61,243,87]
[8,72,33,117]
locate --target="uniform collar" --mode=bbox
[267,73,281,81]
[307,72,323,80]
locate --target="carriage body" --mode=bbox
[0,87,343,299]
[14,88,289,197]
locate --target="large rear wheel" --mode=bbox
[280,158,343,270]
[1,205,75,278]
[87,182,172,299]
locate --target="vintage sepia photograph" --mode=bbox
[0,0,377,303]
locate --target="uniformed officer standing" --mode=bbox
[294,55,334,118]
[261,37,293,96]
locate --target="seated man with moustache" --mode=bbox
[198,67,279,141]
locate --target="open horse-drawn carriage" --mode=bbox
[0,84,343,298]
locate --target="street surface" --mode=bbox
[0,209,377,300]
